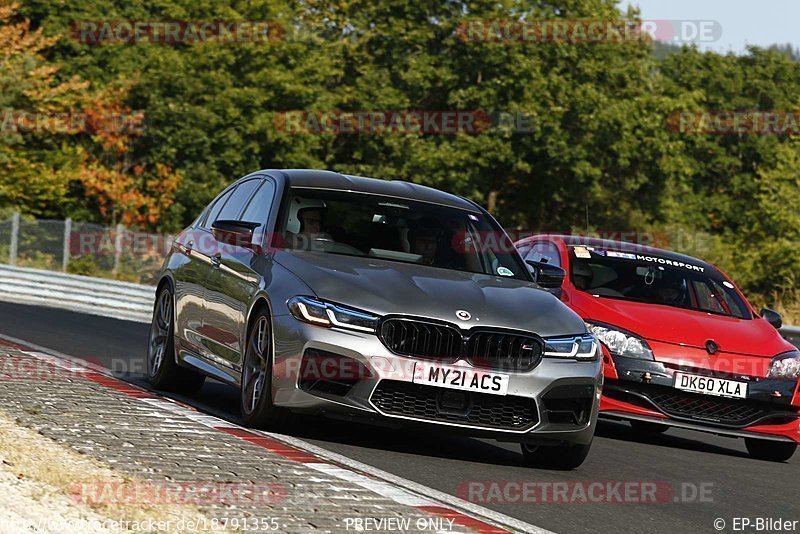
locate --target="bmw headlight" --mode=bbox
[767,350,800,380]
[288,296,379,333]
[544,335,599,361]
[586,322,654,360]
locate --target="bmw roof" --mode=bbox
[263,169,481,212]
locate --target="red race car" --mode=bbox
[514,235,800,461]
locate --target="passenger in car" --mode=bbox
[409,218,441,266]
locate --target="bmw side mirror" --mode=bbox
[211,220,263,252]
[760,308,783,330]
[526,260,566,289]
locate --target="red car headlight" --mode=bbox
[586,321,654,361]
[767,350,800,380]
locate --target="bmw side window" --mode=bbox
[190,211,204,228]
[217,180,260,221]
[202,188,235,228]
[241,180,277,226]
[526,242,561,267]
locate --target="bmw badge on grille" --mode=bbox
[456,310,471,321]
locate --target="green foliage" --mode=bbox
[66,254,99,277]
[657,47,800,306]
[3,0,799,308]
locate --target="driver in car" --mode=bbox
[298,208,324,238]
[287,197,332,250]
[655,277,689,305]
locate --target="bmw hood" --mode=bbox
[274,251,586,337]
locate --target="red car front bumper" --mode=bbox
[598,346,800,444]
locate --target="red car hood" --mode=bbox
[570,292,789,358]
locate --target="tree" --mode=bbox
[657,46,800,303]
[75,85,182,227]
[7,0,800,310]
[0,0,87,215]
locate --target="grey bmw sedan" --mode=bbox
[147,169,602,468]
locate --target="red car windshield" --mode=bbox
[569,247,752,319]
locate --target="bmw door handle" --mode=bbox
[210,254,221,268]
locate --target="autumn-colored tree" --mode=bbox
[5,0,800,313]
[0,2,180,227]
[76,86,182,227]
[0,0,88,214]
[0,2,86,114]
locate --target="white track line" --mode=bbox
[267,431,553,534]
[0,331,553,534]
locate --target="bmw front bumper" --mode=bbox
[270,314,602,446]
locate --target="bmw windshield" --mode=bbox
[568,246,752,319]
[279,188,530,281]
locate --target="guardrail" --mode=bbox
[0,264,154,323]
[0,262,799,344]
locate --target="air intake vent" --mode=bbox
[371,380,538,430]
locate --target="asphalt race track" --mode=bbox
[1,300,797,534]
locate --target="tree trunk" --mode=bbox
[487,190,499,214]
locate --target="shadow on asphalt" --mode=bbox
[0,300,758,468]
[290,416,524,467]
[595,419,750,459]
[121,367,753,467]
[119,372,526,467]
